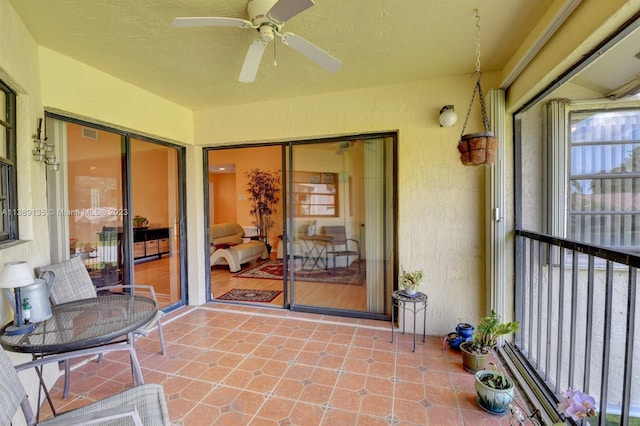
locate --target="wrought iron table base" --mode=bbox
[391,290,428,352]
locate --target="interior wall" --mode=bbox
[210,172,236,224]
[208,146,282,245]
[131,148,171,228]
[195,73,500,334]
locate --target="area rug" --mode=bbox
[235,259,364,285]
[218,288,283,302]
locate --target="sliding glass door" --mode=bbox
[45,116,186,310]
[287,136,396,316]
[130,137,183,307]
[205,134,396,319]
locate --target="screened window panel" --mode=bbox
[569,110,640,250]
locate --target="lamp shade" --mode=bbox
[0,261,35,289]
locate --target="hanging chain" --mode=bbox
[273,39,278,66]
[461,9,491,135]
[474,10,481,73]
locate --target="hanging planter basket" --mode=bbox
[458,131,498,166]
[458,72,498,166]
[457,11,498,166]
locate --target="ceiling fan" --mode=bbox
[172,0,342,83]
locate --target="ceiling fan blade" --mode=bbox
[172,17,253,29]
[280,32,342,73]
[239,40,268,83]
[268,0,314,23]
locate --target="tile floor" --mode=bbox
[38,303,524,425]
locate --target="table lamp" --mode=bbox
[0,261,36,335]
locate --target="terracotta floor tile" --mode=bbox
[335,371,367,391]
[255,396,296,420]
[299,383,334,404]
[289,401,324,425]
[272,377,305,399]
[359,394,394,417]
[39,305,522,425]
[322,408,359,425]
[330,387,363,411]
[393,398,429,424]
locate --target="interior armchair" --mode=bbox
[0,345,170,425]
[323,225,361,271]
[36,256,167,399]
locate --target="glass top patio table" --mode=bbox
[0,294,157,354]
[0,294,157,419]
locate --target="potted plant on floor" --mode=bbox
[475,363,515,414]
[460,309,519,373]
[398,269,424,296]
[245,168,281,253]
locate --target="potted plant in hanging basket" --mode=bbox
[460,309,519,373]
[245,168,281,252]
[457,11,498,166]
[457,72,498,166]
[474,364,515,414]
[398,269,424,296]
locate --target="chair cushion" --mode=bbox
[0,348,26,426]
[36,256,97,305]
[39,383,170,425]
[210,222,244,245]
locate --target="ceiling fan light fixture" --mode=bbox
[259,25,275,42]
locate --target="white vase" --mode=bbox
[404,287,417,295]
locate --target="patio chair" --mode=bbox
[323,225,361,271]
[37,256,167,399]
[0,345,170,425]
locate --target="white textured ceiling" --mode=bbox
[10,0,562,110]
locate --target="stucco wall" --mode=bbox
[0,2,58,423]
[194,73,501,334]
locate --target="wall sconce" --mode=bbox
[32,117,59,171]
[439,105,458,127]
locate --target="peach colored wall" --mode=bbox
[211,172,236,224]
[66,123,174,247]
[208,145,282,244]
[131,144,171,228]
[66,123,123,248]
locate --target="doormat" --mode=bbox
[235,259,364,285]
[217,288,282,302]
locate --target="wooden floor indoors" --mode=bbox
[210,256,367,311]
[134,255,181,308]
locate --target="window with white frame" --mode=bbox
[547,99,640,251]
[0,79,18,243]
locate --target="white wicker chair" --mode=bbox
[0,346,170,425]
[37,256,167,399]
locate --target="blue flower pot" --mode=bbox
[449,336,464,351]
[443,332,464,351]
[456,323,474,339]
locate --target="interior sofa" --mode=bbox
[210,222,268,272]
